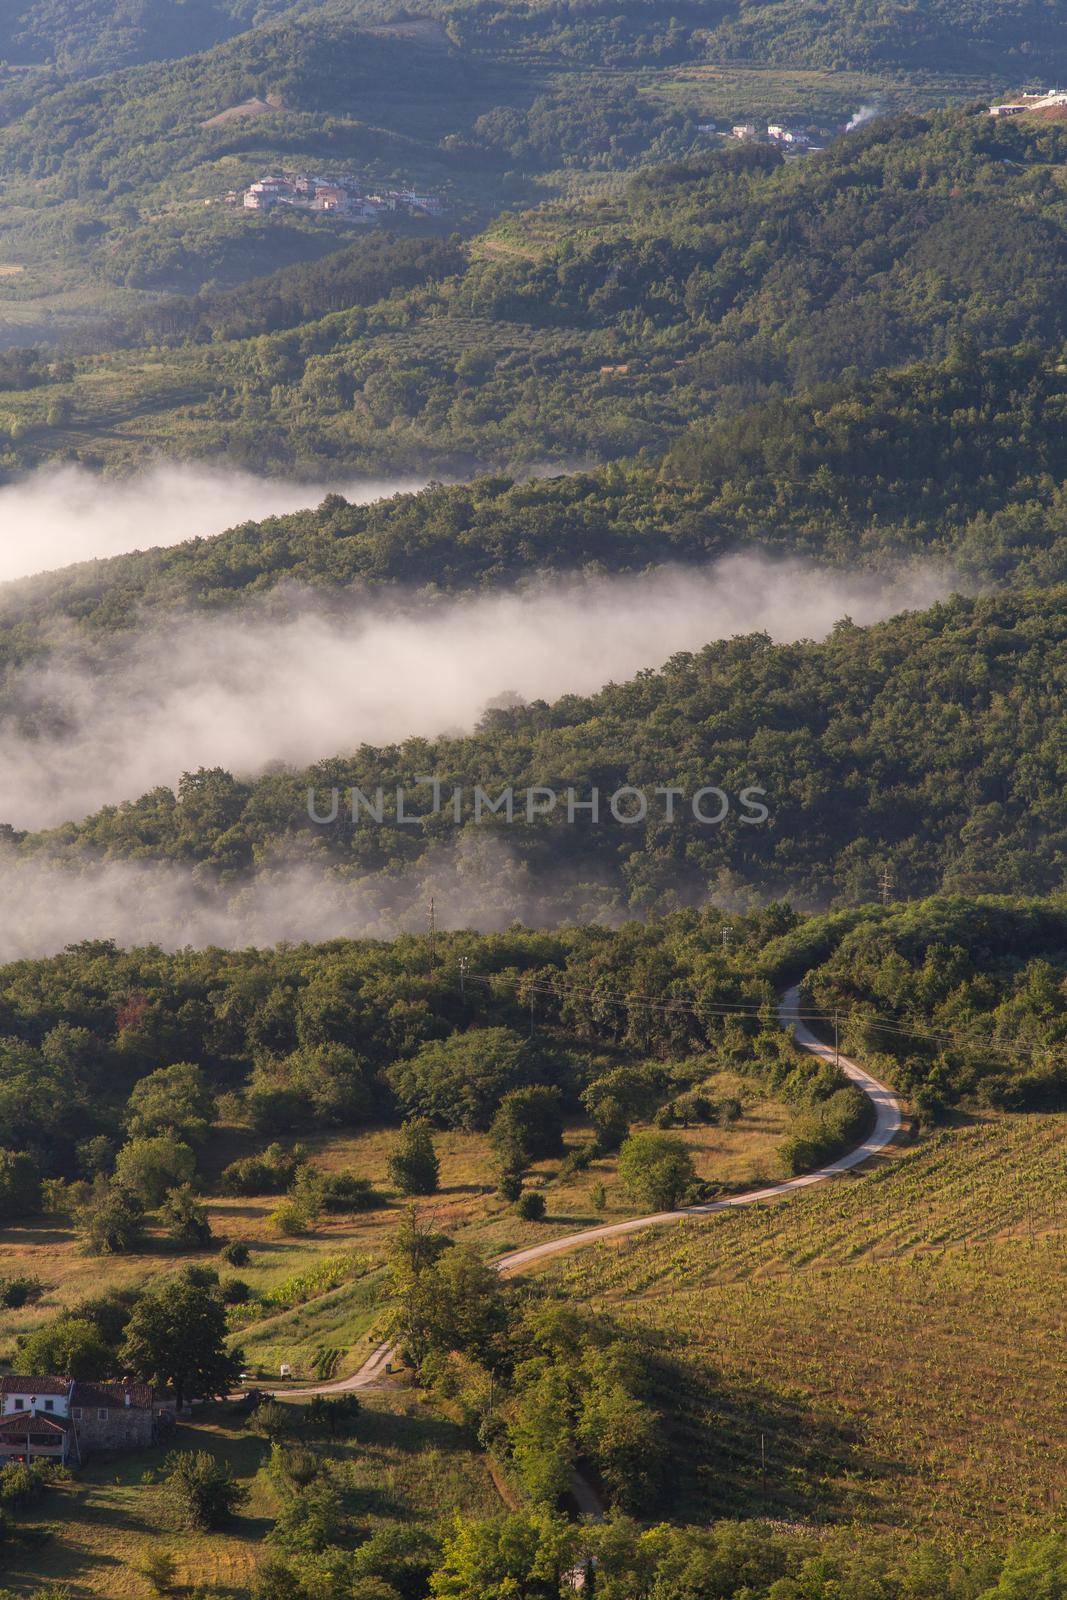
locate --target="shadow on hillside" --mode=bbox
[650,1347,900,1527]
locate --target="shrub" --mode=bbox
[162,1450,249,1530]
[0,1274,42,1309]
[617,1131,695,1211]
[220,1143,301,1197]
[221,1276,251,1304]
[139,1550,179,1595]
[516,1190,547,1222]
[220,1240,251,1267]
[387,1120,440,1196]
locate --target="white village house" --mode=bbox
[0,1377,174,1465]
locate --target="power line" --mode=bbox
[446,969,1050,1065]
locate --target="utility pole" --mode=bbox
[722,925,733,953]
[427,896,436,978]
[459,955,469,1001]
[834,1010,840,1068]
[879,865,893,906]
[760,1432,767,1501]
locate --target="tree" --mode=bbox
[162,1450,248,1530]
[20,1315,114,1380]
[387,1028,535,1130]
[0,1149,41,1220]
[429,1510,575,1600]
[249,1400,290,1442]
[616,1132,694,1211]
[114,1137,197,1207]
[120,1274,242,1409]
[126,1062,216,1144]
[159,1184,214,1249]
[387,1120,440,1196]
[393,1246,507,1369]
[270,1474,348,1554]
[489,1087,564,1175]
[139,1550,179,1595]
[77,1177,145,1255]
[516,1190,546,1221]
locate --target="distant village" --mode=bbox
[727,121,825,155]
[988,86,1067,116]
[230,172,445,221]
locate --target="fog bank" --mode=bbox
[0,555,954,830]
[0,840,625,962]
[0,462,426,582]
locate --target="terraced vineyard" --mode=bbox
[548,1115,1067,1537]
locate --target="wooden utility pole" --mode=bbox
[880,864,893,905]
[427,896,436,977]
[459,955,469,1001]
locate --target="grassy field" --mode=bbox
[0,1073,789,1380]
[0,1386,501,1597]
[544,1113,1067,1542]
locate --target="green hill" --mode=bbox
[7,110,1067,471]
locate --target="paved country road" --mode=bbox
[273,984,903,1398]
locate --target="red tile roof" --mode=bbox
[0,1377,71,1396]
[72,1381,153,1410]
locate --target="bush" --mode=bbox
[221,1276,251,1305]
[387,1120,440,1196]
[162,1450,249,1530]
[0,1274,42,1309]
[0,1148,41,1220]
[516,1190,547,1222]
[617,1131,695,1211]
[220,1240,251,1267]
[220,1143,301,1197]
[498,1170,523,1203]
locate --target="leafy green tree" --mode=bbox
[162,1449,248,1530]
[0,1149,41,1221]
[387,1028,535,1130]
[489,1087,564,1175]
[249,1400,290,1442]
[120,1274,241,1409]
[114,1137,197,1207]
[126,1062,216,1143]
[20,1315,114,1380]
[616,1132,695,1211]
[429,1510,575,1600]
[269,1473,349,1554]
[77,1177,145,1255]
[160,1183,213,1249]
[387,1120,440,1196]
[393,1245,507,1369]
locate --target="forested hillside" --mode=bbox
[7,110,1067,471]
[13,589,1061,909]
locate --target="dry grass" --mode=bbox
[0,1075,790,1381]
[0,1387,499,1597]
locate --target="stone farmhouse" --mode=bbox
[0,1377,174,1465]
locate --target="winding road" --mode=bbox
[274,984,902,1398]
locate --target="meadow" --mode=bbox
[0,1389,500,1596]
[0,1072,789,1381]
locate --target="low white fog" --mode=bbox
[0,554,954,830]
[0,461,426,581]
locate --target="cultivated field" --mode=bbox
[547,1113,1067,1539]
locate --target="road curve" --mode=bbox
[273,984,902,1396]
